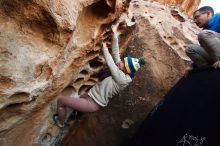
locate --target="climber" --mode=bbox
[53,23,146,128]
[185,6,220,70]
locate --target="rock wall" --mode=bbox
[154,0,201,16]
[62,0,201,145]
[0,0,200,146]
[0,0,126,145]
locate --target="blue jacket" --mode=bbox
[208,13,220,33]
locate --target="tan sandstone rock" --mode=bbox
[0,0,125,145]
[0,0,200,146]
[154,0,201,16]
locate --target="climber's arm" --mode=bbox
[102,43,127,83]
[111,33,122,64]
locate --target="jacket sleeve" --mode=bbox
[102,45,127,84]
[111,33,122,64]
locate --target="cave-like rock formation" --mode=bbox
[0,0,200,146]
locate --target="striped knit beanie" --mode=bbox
[124,56,146,75]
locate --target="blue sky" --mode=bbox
[199,0,219,13]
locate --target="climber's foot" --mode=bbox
[53,114,65,128]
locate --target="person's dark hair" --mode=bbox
[193,6,214,16]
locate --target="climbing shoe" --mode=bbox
[53,114,65,128]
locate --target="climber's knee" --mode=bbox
[198,30,215,42]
